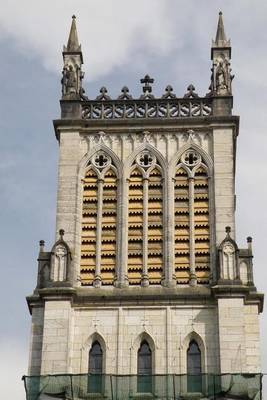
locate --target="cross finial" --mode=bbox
[140,74,154,98]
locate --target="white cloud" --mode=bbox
[0,0,184,80]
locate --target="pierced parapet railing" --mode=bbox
[81,98,213,120]
[23,373,262,400]
[80,79,213,121]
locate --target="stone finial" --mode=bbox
[59,229,65,240]
[66,15,81,52]
[247,236,253,251]
[118,86,133,100]
[183,84,199,98]
[96,87,111,101]
[162,85,176,99]
[39,240,45,252]
[225,226,231,235]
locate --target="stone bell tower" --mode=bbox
[25,13,264,400]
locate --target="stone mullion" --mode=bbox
[207,175,215,283]
[189,177,197,286]
[94,178,103,287]
[141,177,149,286]
[114,177,121,287]
[166,177,176,286]
[120,178,129,286]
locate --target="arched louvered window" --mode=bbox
[187,340,202,392]
[194,166,210,282]
[128,167,143,283]
[88,341,103,393]
[174,150,210,284]
[81,169,98,284]
[148,167,163,284]
[127,151,163,285]
[174,167,190,283]
[80,151,117,286]
[137,341,152,393]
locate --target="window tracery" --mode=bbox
[127,151,163,285]
[174,150,210,284]
[80,151,117,286]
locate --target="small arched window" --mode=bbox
[88,341,103,393]
[187,340,202,393]
[137,340,152,393]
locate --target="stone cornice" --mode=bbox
[212,285,264,313]
[53,115,240,141]
[26,284,263,313]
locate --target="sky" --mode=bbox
[0,0,266,398]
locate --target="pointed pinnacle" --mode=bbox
[214,11,230,47]
[66,15,80,51]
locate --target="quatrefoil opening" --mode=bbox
[136,151,156,169]
[92,151,111,170]
[181,150,201,168]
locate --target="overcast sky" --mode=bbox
[0,1,266,398]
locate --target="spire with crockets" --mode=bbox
[209,11,234,100]
[213,11,230,48]
[61,15,85,100]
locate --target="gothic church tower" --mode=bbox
[25,13,263,400]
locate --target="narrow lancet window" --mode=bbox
[128,167,144,284]
[137,341,152,393]
[187,340,202,392]
[174,167,190,283]
[81,169,98,284]
[88,341,103,393]
[127,151,163,285]
[194,166,210,283]
[174,150,210,284]
[80,152,117,286]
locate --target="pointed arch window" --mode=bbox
[137,340,152,393]
[88,341,103,393]
[187,340,202,392]
[80,151,118,286]
[174,150,210,284]
[127,150,164,285]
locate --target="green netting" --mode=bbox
[23,373,262,400]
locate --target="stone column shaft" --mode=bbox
[189,177,197,285]
[141,178,149,286]
[120,178,129,286]
[94,178,103,286]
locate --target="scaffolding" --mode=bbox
[23,373,262,400]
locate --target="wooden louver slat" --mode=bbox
[80,167,117,286]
